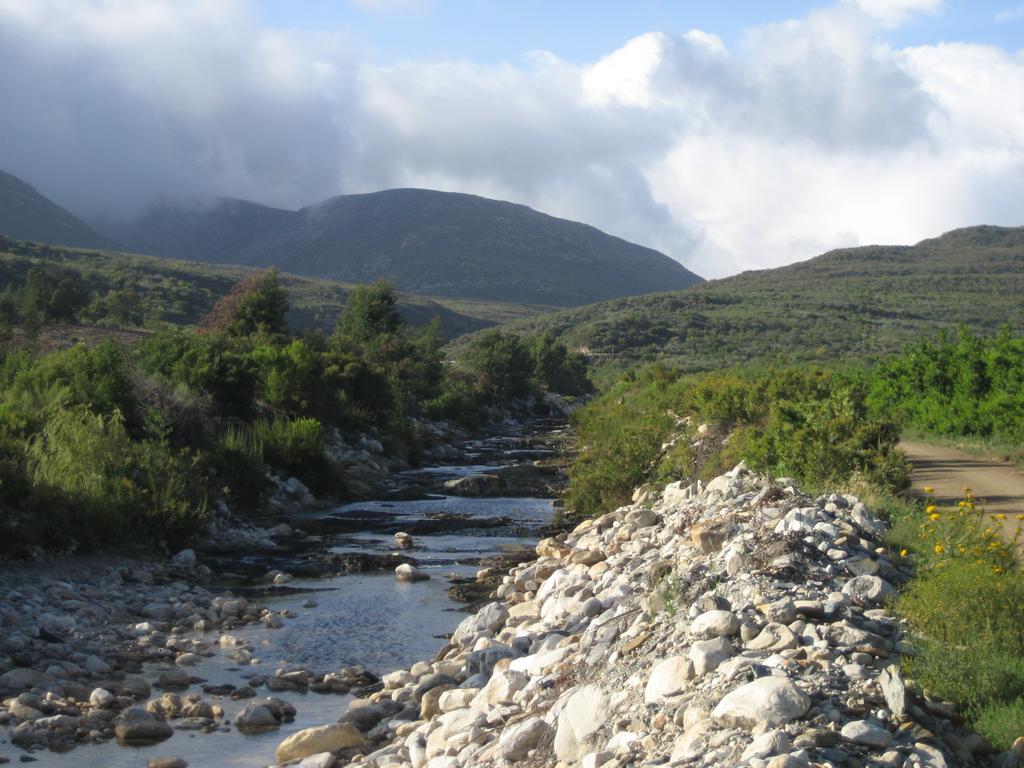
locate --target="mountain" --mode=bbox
[477,225,1024,377]
[0,170,119,250]
[110,189,703,306]
[0,236,549,340]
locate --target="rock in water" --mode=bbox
[235,703,279,732]
[395,563,429,582]
[115,708,173,747]
[275,724,363,763]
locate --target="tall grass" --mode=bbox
[875,493,1024,750]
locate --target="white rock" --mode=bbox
[395,563,429,582]
[842,575,896,608]
[451,602,508,645]
[841,719,893,749]
[275,724,362,763]
[554,685,608,762]
[89,687,115,708]
[690,636,735,676]
[711,677,811,728]
[690,610,740,638]
[741,730,793,761]
[644,656,692,704]
[496,716,551,762]
[170,549,196,568]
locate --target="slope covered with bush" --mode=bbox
[0,273,590,554]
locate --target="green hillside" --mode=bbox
[0,170,118,250]
[0,236,548,339]
[479,225,1024,377]
[109,188,703,306]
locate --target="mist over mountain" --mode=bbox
[106,188,703,306]
[0,170,119,251]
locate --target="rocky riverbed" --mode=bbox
[0,417,571,766]
[260,464,1024,768]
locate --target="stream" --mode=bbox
[24,418,567,768]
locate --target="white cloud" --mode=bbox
[0,0,1021,279]
[995,5,1024,21]
[851,0,943,25]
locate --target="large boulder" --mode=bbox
[443,474,505,497]
[497,717,552,762]
[711,677,811,728]
[114,708,174,746]
[275,724,363,764]
[451,602,509,645]
[644,657,693,704]
[553,685,608,762]
[234,703,279,732]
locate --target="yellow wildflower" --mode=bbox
[928,513,941,521]
[923,486,934,494]
[899,549,908,557]
[925,505,937,514]
[934,543,945,555]
[993,514,1006,521]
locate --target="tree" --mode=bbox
[529,331,592,396]
[333,280,405,353]
[24,268,89,323]
[200,269,289,337]
[463,330,533,400]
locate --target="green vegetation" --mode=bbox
[484,225,1024,380]
[565,365,907,520]
[0,271,589,554]
[874,490,1024,751]
[867,326,1024,445]
[0,236,546,339]
[565,326,1024,750]
[111,188,701,307]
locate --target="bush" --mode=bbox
[564,364,908,518]
[135,331,258,418]
[462,329,533,401]
[899,560,1024,711]
[867,326,1024,443]
[2,342,137,426]
[24,406,206,549]
[975,698,1024,751]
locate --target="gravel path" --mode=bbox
[901,439,1024,542]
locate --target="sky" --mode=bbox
[0,0,1022,278]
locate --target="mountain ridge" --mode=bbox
[470,224,1024,377]
[104,187,703,306]
[0,170,120,251]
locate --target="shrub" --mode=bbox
[462,329,533,401]
[24,406,206,548]
[899,560,1024,711]
[200,269,289,337]
[975,698,1024,752]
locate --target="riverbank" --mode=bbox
[280,465,1018,768]
[0,416,571,765]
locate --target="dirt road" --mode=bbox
[901,439,1024,542]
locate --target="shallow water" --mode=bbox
[14,436,557,768]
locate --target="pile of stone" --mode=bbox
[275,464,1014,768]
[0,555,274,754]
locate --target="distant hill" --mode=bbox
[480,225,1024,378]
[0,170,119,250]
[0,236,549,340]
[108,189,703,306]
